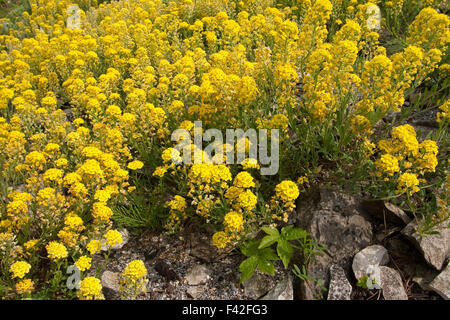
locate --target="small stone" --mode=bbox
[401,220,450,270]
[242,274,271,299]
[101,271,121,299]
[154,259,180,282]
[428,263,450,300]
[327,264,352,300]
[260,275,293,300]
[352,245,390,280]
[186,285,206,299]
[379,266,408,300]
[101,229,129,251]
[185,264,210,286]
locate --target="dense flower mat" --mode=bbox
[0,0,449,299]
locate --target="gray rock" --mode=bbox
[362,200,411,225]
[429,262,450,300]
[379,266,408,300]
[260,275,293,300]
[101,271,121,299]
[327,264,352,300]
[185,264,210,286]
[186,285,206,299]
[242,274,271,299]
[292,189,373,300]
[401,220,450,270]
[352,245,390,280]
[101,229,129,251]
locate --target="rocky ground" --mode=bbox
[93,187,448,300]
[93,107,449,301]
[92,226,290,300]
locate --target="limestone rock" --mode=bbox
[327,264,352,300]
[401,221,450,270]
[186,285,206,299]
[242,274,271,299]
[185,264,210,286]
[292,189,373,299]
[101,271,121,299]
[352,245,390,280]
[379,266,408,300]
[260,275,293,300]
[428,263,450,300]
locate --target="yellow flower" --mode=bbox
[77,277,104,300]
[396,173,420,196]
[275,180,300,202]
[24,240,38,251]
[233,172,255,189]
[127,160,144,170]
[121,260,147,282]
[238,190,257,211]
[75,256,92,272]
[92,202,114,221]
[87,240,102,255]
[16,279,34,295]
[224,211,244,232]
[212,231,229,249]
[375,154,400,176]
[10,261,31,279]
[46,242,68,261]
[153,166,168,177]
[104,230,123,248]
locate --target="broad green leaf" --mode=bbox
[261,226,280,237]
[258,234,279,249]
[239,256,258,283]
[241,239,260,257]
[260,247,280,261]
[282,226,308,241]
[257,258,275,275]
[277,239,293,268]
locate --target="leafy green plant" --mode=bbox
[238,238,280,284]
[292,264,326,296]
[238,225,326,284]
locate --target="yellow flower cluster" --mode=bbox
[77,277,104,300]
[375,124,439,196]
[46,241,68,261]
[104,230,123,248]
[120,260,148,299]
[121,260,147,283]
[10,261,31,279]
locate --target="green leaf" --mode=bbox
[282,226,308,241]
[241,239,260,257]
[277,239,293,268]
[260,247,280,261]
[257,258,275,275]
[261,226,280,237]
[239,256,258,283]
[357,275,369,289]
[258,233,279,249]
